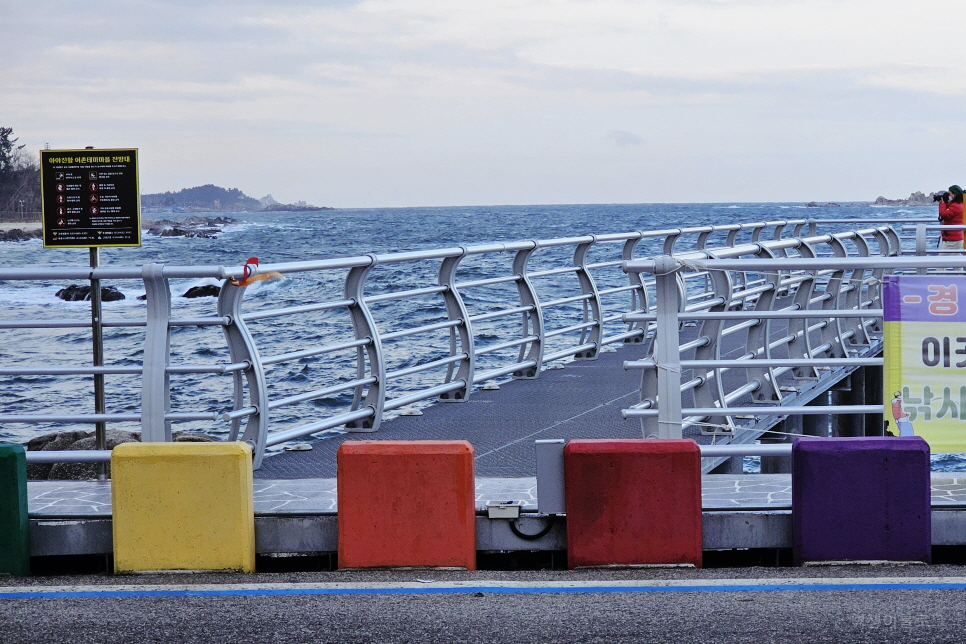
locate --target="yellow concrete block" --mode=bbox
[111,442,255,573]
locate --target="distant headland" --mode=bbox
[869,191,935,207]
[805,191,937,208]
[141,184,332,213]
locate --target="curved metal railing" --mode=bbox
[0,217,953,469]
[621,221,966,471]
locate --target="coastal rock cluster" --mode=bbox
[0,227,41,242]
[182,285,222,298]
[53,283,221,301]
[26,429,218,480]
[143,215,236,238]
[873,191,934,206]
[55,284,126,301]
[0,215,238,244]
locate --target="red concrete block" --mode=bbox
[565,439,702,568]
[337,440,476,570]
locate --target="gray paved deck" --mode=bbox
[25,474,966,518]
[256,343,649,479]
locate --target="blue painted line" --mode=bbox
[3,582,966,599]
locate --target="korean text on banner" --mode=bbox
[883,275,966,452]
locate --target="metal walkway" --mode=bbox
[256,341,646,479]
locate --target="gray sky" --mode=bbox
[3,1,964,207]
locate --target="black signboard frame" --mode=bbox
[40,148,141,248]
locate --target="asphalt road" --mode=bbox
[3,566,966,643]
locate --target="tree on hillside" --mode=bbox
[141,184,260,210]
[0,127,40,218]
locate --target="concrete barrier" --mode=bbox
[337,440,476,570]
[0,444,30,576]
[564,439,703,568]
[111,442,256,573]
[792,436,931,565]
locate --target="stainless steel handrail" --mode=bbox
[1,217,954,468]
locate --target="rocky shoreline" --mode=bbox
[142,215,237,238]
[26,429,218,480]
[0,215,239,241]
[871,191,936,206]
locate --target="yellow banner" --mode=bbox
[883,275,966,452]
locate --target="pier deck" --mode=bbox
[256,341,651,479]
[24,474,966,557]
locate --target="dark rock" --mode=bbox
[0,228,42,242]
[27,430,90,452]
[47,430,142,480]
[143,216,235,238]
[26,431,92,480]
[172,431,219,442]
[183,285,221,298]
[25,429,221,479]
[100,286,125,301]
[54,284,126,302]
[55,284,89,301]
[160,227,215,238]
[25,461,52,481]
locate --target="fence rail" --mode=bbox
[1,217,960,469]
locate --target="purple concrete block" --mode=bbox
[792,437,931,565]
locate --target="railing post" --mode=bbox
[622,236,648,343]
[653,256,682,439]
[511,244,544,379]
[818,237,848,359]
[691,255,734,434]
[661,230,682,255]
[218,281,270,468]
[344,257,385,429]
[573,238,602,360]
[438,251,474,401]
[788,240,819,380]
[141,264,172,442]
[915,223,928,275]
[745,246,782,403]
[842,234,872,346]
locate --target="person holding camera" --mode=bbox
[935,185,964,251]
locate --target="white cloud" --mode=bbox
[3,1,965,205]
[607,130,644,147]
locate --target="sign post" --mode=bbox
[40,149,141,479]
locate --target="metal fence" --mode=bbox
[623,219,966,469]
[0,217,955,468]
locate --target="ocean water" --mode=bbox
[2,201,963,471]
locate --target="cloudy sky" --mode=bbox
[3,1,964,207]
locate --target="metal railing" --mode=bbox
[622,220,966,469]
[0,217,954,469]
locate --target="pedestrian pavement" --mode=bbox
[24,474,966,517]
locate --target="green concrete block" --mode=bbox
[0,444,30,576]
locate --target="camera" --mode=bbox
[934,191,950,202]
